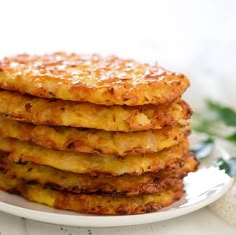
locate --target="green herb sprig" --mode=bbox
[191,100,236,176]
[193,100,236,142]
[214,157,236,177]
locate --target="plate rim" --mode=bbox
[0,141,234,227]
[0,176,233,227]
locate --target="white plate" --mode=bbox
[0,143,233,227]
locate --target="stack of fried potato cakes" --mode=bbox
[0,53,198,215]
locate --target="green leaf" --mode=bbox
[226,132,236,142]
[214,157,236,177]
[214,158,231,174]
[192,99,236,174]
[190,138,214,160]
[220,107,236,126]
[206,100,236,126]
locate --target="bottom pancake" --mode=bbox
[0,151,198,196]
[0,171,184,215]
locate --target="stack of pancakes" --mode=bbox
[0,53,198,215]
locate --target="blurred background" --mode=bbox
[0,0,235,108]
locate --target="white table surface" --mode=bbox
[0,0,236,234]
[0,208,236,235]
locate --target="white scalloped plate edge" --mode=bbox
[0,145,233,227]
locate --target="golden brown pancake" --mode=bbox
[0,52,194,216]
[0,114,190,155]
[0,151,198,196]
[0,90,192,131]
[0,171,184,215]
[0,52,190,106]
[0,136,189,176]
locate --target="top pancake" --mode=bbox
[0,52,190,106]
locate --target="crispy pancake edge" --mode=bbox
[0,52,190,106]
[0,114,190,155]
[0,171,184,215]
[0,90,192,131]
[0,136,189,176]
[0,152,198,196]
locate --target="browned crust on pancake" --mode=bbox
[0,90,192,131]
[0,114,190,155]
[0,136,189,176]
[0,52,190,106]
[0,152,198,196]
[0,171,184,215]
